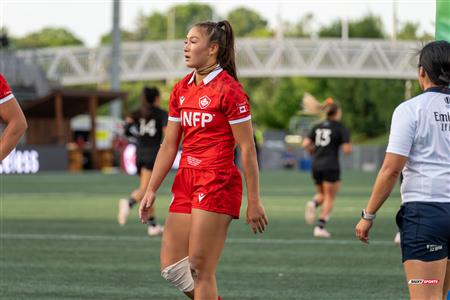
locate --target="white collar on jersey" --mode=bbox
[188,65,223,85]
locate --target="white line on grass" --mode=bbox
[0,233,394,246]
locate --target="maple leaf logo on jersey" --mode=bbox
[199,95,211,109]
[179,96,185,105]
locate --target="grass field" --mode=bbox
[1,170,408,299]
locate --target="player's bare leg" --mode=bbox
[160,213,194,299]
[305,185,323,225]
[403,258,447,300]
[118,168,163,235]
[118,169,148,225]
[314,181,339,238]
[443,260,449,300]
[134,168,163,235]
[189,209,231,300]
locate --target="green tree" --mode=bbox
[99,29,136,45]
[397,21,433,41]
[242,77,312,129]
[284,13,314,38]
[309,78,410,137]
[397,22,420,40]
[350,14,384,38]
[16,27,83,48]
[227,7,271,37]
[135,12,167,40]
[318,20,341,38]
[319,14,385,38]
[125,4,213,42]
[168,3,214,39]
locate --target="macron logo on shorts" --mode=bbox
[198,193,206,202]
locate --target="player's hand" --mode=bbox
[246,201,268,234]
[139,190,156,224]
[355,219,373,244]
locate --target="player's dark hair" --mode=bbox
[325,103,340,119]
[321,97,340,119]
[418,40,450,86]
[194,20,238,81]
[141,86,159,117]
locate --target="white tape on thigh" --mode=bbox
[161,257,194,292]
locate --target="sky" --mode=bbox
[1,0,436,47]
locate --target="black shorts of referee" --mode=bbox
[396,202,450,262]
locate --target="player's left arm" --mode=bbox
[0,98,27,161]
[341,126,352,154]
[355,153,407,243]
[231,121,268,234]
[356,104,413,243]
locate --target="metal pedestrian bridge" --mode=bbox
[15,38,421,85]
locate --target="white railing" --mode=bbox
[15,38,421,85]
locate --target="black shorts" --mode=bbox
[396,202,450,262]
[312,169,340,185]
[136,147,159,173]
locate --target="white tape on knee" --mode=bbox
[161,257,194,292]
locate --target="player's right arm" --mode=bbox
[302,126,316,155]
[340,125,352,154]
[0,96,27,161]
[138,120,182,223]
[123,116,138,137]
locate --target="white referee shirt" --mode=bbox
[386,87,450,204]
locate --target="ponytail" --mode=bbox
[321,97,340,118]
[194,20,238,81]
[141,87,159,117]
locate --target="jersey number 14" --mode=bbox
[315,128,332,147]
[139,119,157,137]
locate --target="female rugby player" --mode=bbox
[118,87,167,236]
[303,99,352,237]
[139,21,268,299]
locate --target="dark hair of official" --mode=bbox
[141,87,160,117]
[418,40,450,86]
[194,20,238,81]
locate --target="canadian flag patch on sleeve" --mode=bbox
[237,102,248,114]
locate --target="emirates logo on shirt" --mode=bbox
[199,95,211,109]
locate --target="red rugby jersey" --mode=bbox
[0,74,14,105]
[168,67,251,169]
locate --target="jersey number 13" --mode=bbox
[315,128,332,147]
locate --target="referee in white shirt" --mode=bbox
[355,40,450,300]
